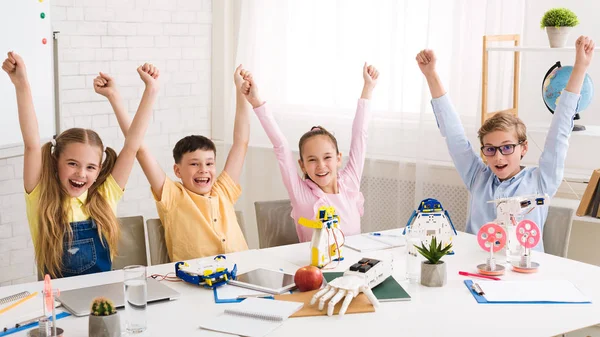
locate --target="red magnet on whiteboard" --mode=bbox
[42,38,47,44]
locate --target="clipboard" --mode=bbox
[464,280,592,304]
[212,285,274,304]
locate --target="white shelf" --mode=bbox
[487,46,600,52]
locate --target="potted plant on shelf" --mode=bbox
[88,296,121,337]
[540,8,579,48]
[415,236,453,287]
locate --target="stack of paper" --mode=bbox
[465,280,592,304]
[344,230,405,252]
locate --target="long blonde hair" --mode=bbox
[36,128,119,278]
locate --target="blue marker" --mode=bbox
[369,232,401,237]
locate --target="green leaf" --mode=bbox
[540,8,579,28]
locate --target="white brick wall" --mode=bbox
[0,0,212,285]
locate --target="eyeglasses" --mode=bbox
[480,141,523,157]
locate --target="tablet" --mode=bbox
[228,268,296,294]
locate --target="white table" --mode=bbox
[2,231,600,337]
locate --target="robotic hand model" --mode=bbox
[176,255,237,289]
[298,206,345,268]
[310,258,391,316]
[404,198,457,254]
[487,194,547,263]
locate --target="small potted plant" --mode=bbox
[88,297,121,337]
[540,8,579,48]
[415,236,453,287]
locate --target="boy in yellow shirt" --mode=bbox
[94,65,252,261]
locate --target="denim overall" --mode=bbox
[60,219,112,278]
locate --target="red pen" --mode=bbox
[459,271,501,281]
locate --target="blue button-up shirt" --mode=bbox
[431,91,580,252]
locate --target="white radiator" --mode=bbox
[360,175,469,233]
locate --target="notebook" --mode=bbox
[344,231,406,252]
[464,280,592,304]
[323,273,411,302]
[0,292,61,333]
[198,297,304,337]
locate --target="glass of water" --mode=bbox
[123,265,147,334]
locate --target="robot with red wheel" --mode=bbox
[476,194,546,275]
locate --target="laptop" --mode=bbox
[57,278,180,316]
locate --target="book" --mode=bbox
[343,230,406,252]
[198,297,303,337]
[323,272,411,302]
[577,169,600,216]
[464,280,591,304]
[592,182,600,219]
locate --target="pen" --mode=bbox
[459,271,501,281]
[15,315,45,328]
[236,295,273,299]
[369,233,402,237]
[471,283,485,296]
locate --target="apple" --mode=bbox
[294,265,323,292]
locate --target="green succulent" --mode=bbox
[414,236,453,265]
[540,8,579,29]
[90,296,117,316]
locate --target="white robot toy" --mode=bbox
[403,198,457,254]
[311,257,392,316]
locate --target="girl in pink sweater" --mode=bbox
[240,64,379,242]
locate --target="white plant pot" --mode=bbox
[545,26,572,48]
[420,261,446,287]
[88,313,121,337]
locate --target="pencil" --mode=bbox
[0,291,38,315]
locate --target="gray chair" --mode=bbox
[254,199,299,249]
[113,216,148,269]
[543,205,574,258]
[145,211,247,266]
[146,218,170,266]
[236,210,248,241]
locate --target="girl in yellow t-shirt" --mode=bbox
[2,52,159,278]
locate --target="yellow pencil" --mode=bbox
[0,291,38,315]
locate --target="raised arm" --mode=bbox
[537,36,594,194]
[94,70,166,196]
[106,64,159,189]
[223,65,252,184]
[342,63,378,187]
[243,73,309,202]
[2,52,41,193]
[417,49,486,190]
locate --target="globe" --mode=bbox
[542,61,594,131]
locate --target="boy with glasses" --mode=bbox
[415,36,595,251]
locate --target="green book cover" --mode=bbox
[323,272,411,302]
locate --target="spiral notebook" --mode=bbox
[198,297,304,337]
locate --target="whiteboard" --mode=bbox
[0,0,55,150]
